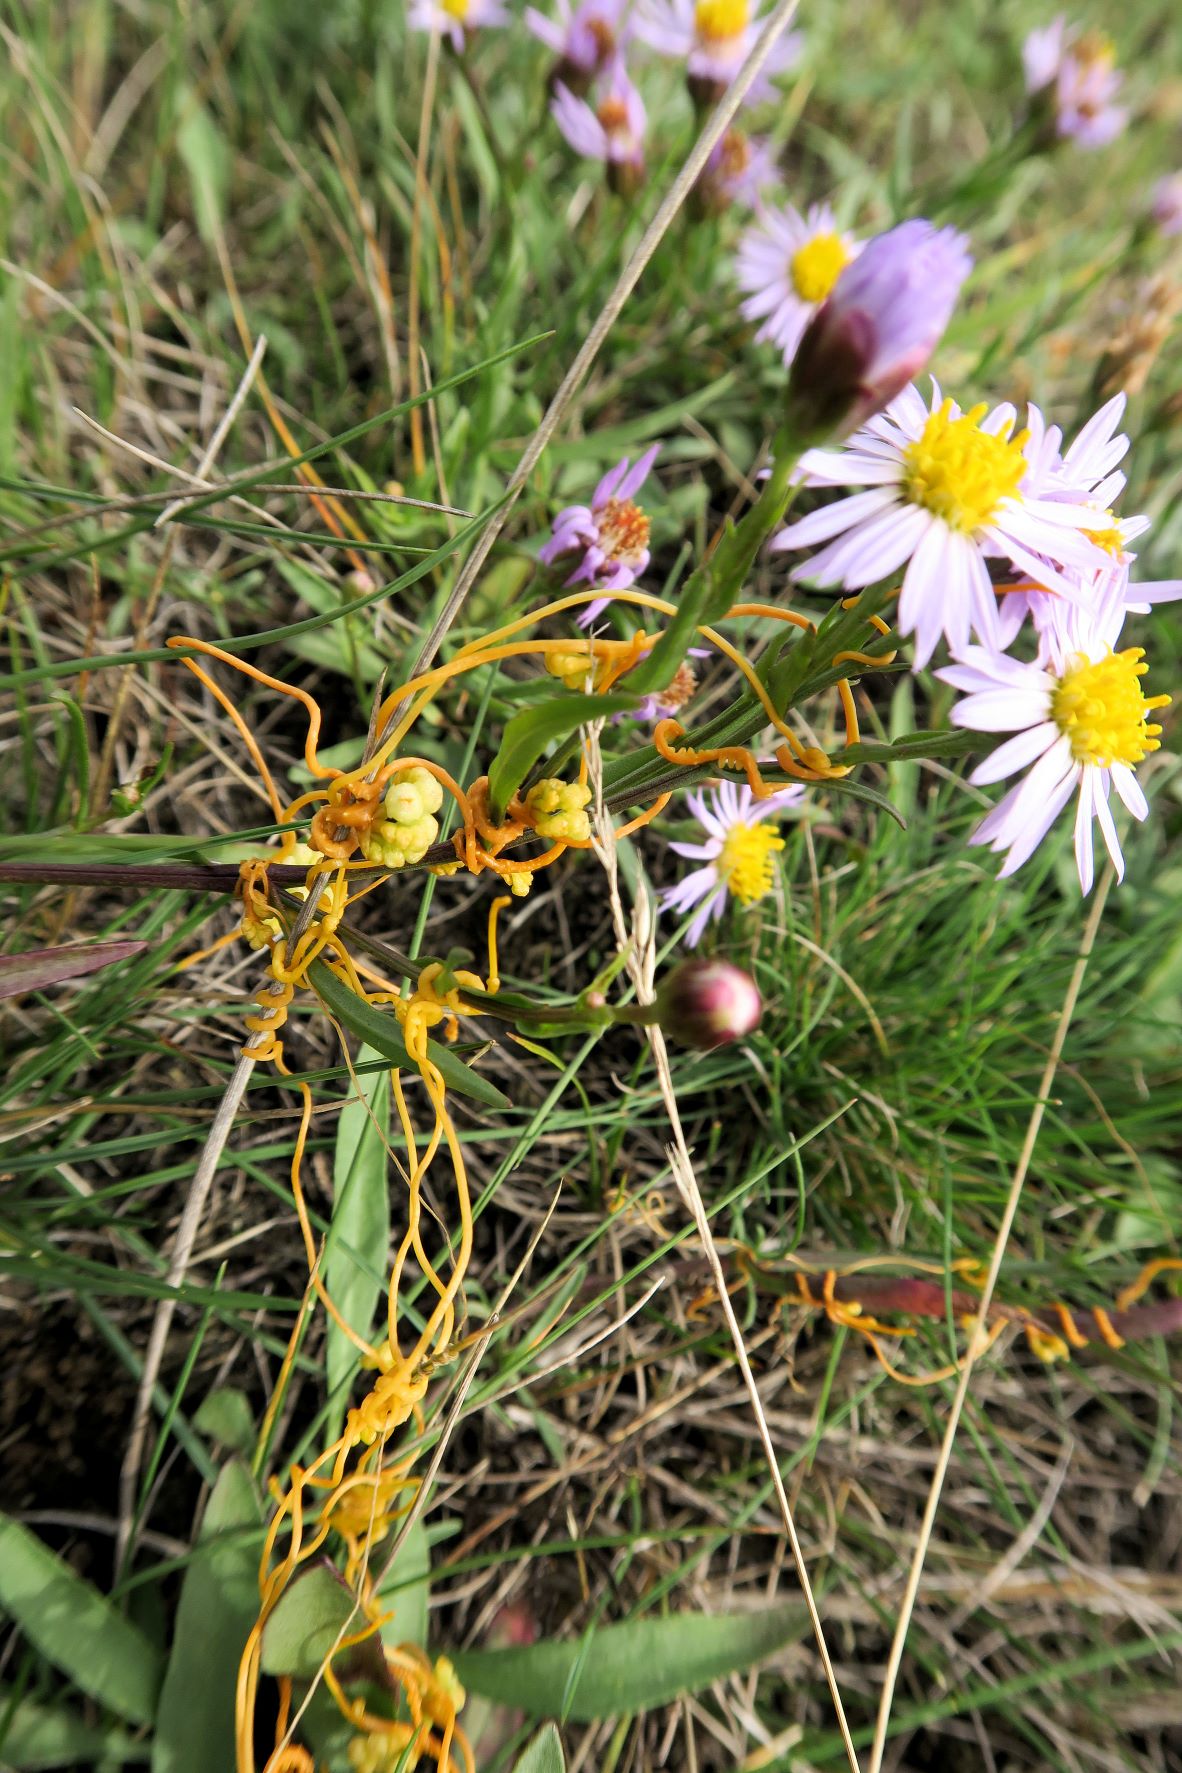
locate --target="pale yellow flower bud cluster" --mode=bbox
[360,767,446,867]
[523,777,593,842]
[545,645,602,692]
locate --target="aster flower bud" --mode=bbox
[785,219,972,442]
[653,958,762,1049]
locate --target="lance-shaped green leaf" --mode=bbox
[0,1515,162,1725]
[834,728,979,767]
[512,1725,566,1773]
[308,960,510,1111]
[152,1461,264,1773]
[0,1692,149,1767]
[451,1600,807,1722]
[487,693,638,824]
[325,1045,391,1434]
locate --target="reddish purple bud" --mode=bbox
[787,219,972,441]
[655,959,762,1049]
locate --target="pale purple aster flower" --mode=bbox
[539,444,660,625]
[695,128,781,214]
[735,203,860,363]
[771,381,1111,668]
[1023,17,1067,91]
[526,0,630,85]
[659,779,804,947]
[409,0,508,51]
[628,649,710,721]
[634,0,802,104]
[551,60,646,191]
[785,219,972,442]
[1023,17,1127,147]
[1151,173,1182,236]
[939,579,1170,894]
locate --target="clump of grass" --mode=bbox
[2,3,1182,1772]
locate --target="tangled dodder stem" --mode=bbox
[866,865,1114,1773]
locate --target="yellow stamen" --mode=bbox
[902,399,1029,534]
[790,232,851,305]
[1082,509,1126,555]
[1051,647,1170,768]
[442,0,469,17]
[694,0,747,43]
[597,497,650,567]
[719,821,784,905]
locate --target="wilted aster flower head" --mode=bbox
[526,0,629,88]
[695,129,781,215]
[939,578,1170,894]
[1151,173,1182,236]
[539,444,660,624]
[409,0,509,51]
[635,0,802,105]
[659,779,803,947]
[735,202,859,363]
[551,58,647,192]
[1023,17,1127,147]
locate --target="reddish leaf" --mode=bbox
[0,940,149,1000]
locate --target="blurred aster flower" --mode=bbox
[1151,173,1182,236]
[939,579,1169,894]
[1023,17,1127,147]
[635,0,802,105]
[735,202,859,362]
[783,218,971,442]
[772,381,1110,668]
[551,59,647,193]
[659,779,803,947]
[539,444,660,624]
[630,651,710,721]
[409,0,508,50]
[694,128,781,215]
[526,0,629,88]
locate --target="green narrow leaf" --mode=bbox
[486,693,638,824]
[0,1515,163,1725]
[175,95,228,246]
[308,960,511,1111]
[377,1517,431,1651]
[0,1692,149,1768]
[259,1566,355,1680]
[152,1461,264,1773]
[511,1724,566,1773]
[325,1046,391,1431]
[451,1601,807,1722]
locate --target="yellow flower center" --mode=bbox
[901,400,1030,534]
[442,0,468,17]
[1051,647,1170,768]
[597,497,650,567]
[1082,509,1126,556]
[1074,30,1115,71]
[720,821,784,905]
[694,0,748,44]
[596,96,630,134]
[789,232,851,304]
